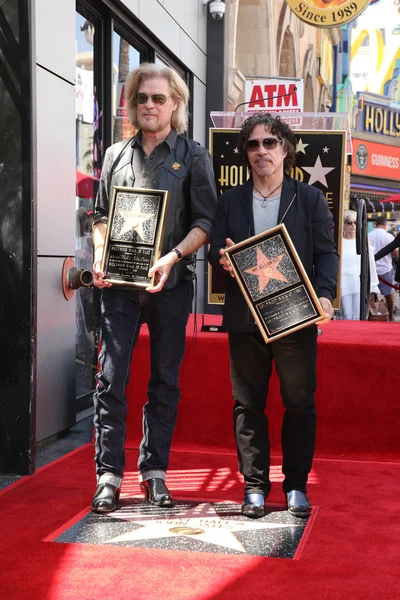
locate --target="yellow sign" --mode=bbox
[285,0,371,28]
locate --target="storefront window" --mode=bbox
[113,30,140,143]
[75,11,100,407]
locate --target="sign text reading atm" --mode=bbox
[245,79,303,112]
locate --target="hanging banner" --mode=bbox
[207,128,346,308]
[285,0,371,28]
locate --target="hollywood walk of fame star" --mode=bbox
[120,200,154,240]
[322,146,329,153]
[245,248,288,294]
[302,155,335,188]
[296,138,309,154]
[104,502,301,553]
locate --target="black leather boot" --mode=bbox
[140,478,173,507]
[241,493,266,518]
[91,483,120,513]
[286,490,312,518]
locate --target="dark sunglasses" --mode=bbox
[135,92,170,105]
[346,220,356,225]
[246,137,283,152]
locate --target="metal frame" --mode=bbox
[356,199,370,321]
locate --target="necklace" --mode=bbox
[253,182,283,207]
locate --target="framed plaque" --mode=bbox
[101,186,169,288]
[223,224,325,343]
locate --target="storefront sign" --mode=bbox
[285,0,371,28]
[354,94,400,138]
[245,78,303,118]
[352,138,400,180]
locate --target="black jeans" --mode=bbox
[93,281,193,478]
[228,326,317,496]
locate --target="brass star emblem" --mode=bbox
[245,248,288,294]
[120,199,153,241]
[172,162,181,171]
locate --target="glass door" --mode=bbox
[75,7,102,414]
[112,26,148,143]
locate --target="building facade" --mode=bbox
[0,0,224,474]
[227,0,340,112]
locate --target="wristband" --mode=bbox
[172,248,182,261]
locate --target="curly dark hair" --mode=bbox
[236,113,297,174]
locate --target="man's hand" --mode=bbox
[219,238,235,277]
[318,296,334,324]
[92,259,112,289]
[146,252,178,293]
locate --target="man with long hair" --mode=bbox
[209,114,338,518]
[91,63,217,513]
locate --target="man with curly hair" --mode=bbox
[208,114,338,519]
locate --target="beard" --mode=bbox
[137,113,171,134]
[252,158,276,177]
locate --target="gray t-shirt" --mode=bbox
[253,194,281,235]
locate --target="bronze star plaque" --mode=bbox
[101,186,169,288]
[223,224,325,343]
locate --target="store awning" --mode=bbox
[383,193,400,203]
[76,170,95,199]
[350,191,400,214]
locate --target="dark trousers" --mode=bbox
[93,281,193,478]
[228,326,317,496]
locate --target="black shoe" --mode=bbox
[91,483,120,513]
[286,490,312,518]
[241,493,265,518]
[140,478,174,507]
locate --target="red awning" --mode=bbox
[383,194,400,203]
[76,170,95,199]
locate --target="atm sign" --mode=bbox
[245,78,304,113]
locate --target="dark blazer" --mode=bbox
[94,132,217,290]
[208,176,339,332]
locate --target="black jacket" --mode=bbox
[94,131,217,290]
[208,176,339,332]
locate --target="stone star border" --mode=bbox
[45,499,318,560]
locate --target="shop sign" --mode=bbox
[354,94,400,139]
[245,78,303,122]
[352,138,400,180]
[285,0,371,28]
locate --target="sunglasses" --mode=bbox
[246,137,283,152]
[136,92,170,105]
[346,221,356,225]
